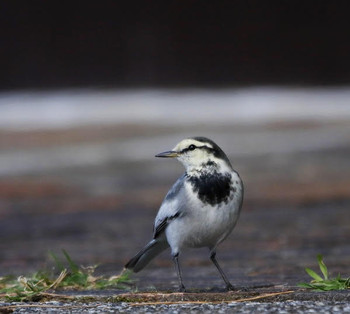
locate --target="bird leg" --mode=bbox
[210,251,234,291]
[172,253,186,292]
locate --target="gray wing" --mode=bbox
[153,174,187,239]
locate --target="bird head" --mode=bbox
[155,137,232,172]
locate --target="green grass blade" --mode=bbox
[1,249,134,301]
[305,267,323,282]
[62,249,79,273]
[299,255,350,291]
[49,251,65,272]
[345,277,350,288]
[297,283,314,289]
[317,254,328,280]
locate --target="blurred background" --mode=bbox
[0,1,349,289]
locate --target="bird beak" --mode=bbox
[155,150,179,158]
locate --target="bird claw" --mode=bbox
[226,283,235,291]
[178,284,187,292]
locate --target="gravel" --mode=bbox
[2,301,350,313]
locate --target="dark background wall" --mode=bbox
[1,1,350,90]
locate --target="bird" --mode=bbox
[124,136,244,291]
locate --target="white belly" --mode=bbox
[165,175,243,252]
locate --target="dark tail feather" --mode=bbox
[125,239,169,273]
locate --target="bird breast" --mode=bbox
[174,171,242,248]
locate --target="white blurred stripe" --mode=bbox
[0,87,349,130]
[0,124,349,176]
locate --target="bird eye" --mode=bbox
[188,144,196,151]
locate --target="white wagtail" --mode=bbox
[125,137,244,291]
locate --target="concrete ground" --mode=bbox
[0,88,349,312]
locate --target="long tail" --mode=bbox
[125,239,169,273]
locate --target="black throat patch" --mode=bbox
[187,171,234,206]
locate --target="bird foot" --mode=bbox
[226,283,235,291]
[178,284,187,292]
